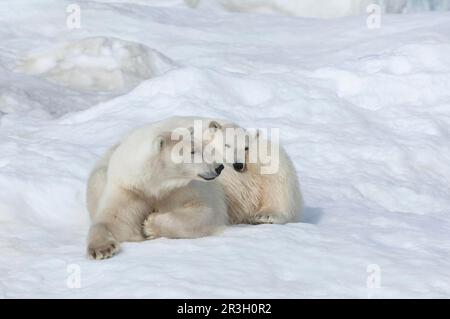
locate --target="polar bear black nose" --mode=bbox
[215,164,224,175]
[233,163,244,171]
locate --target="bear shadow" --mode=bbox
[301,206,324,225]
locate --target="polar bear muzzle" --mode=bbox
[232,162,245,172]
[198,164,224,181]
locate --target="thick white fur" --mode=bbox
[86,119,227,260]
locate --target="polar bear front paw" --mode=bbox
[88,238,119,260]
[253,215,274,224]
[142,215,159,240]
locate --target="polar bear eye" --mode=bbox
[191,150,195,155]
[245,147,249,151]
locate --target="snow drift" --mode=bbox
[187,0,450,18]
[19,37,175,92]
[94,0,450,18]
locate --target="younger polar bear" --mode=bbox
[205,120,303,225]
[86,119,227,259]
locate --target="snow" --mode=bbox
[187,0,450,18]
[1,0,450,298]
[18,37,175,92]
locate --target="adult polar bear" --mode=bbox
[86,118,227,259]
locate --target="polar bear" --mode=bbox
[205,120,303,225]
[86,119,227,259]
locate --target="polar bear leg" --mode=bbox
[250,208,291,225]
[87,223,119,260]
[142,206,225,239]
[87,186,148,259]
[86,166,107,219]
[86,144,119,219]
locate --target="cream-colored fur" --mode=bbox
[86,116,302,259]
[203,120,302,225]
[86,119,227,260]
[217,133,302,224]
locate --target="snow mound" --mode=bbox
[18,37,175,92]
[190,0,372,18]
[312,42,450,110]
[189,0,450,18]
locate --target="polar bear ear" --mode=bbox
[209,121,222,130]
[154,132,171,152]
[244,128,262,146]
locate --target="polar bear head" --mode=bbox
[108,124,225,197]
[151,128,225,183]
[204,120,279,175]
[204,120,250,173]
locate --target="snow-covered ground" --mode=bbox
[1,0,450,298]
[187,0,450,18]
